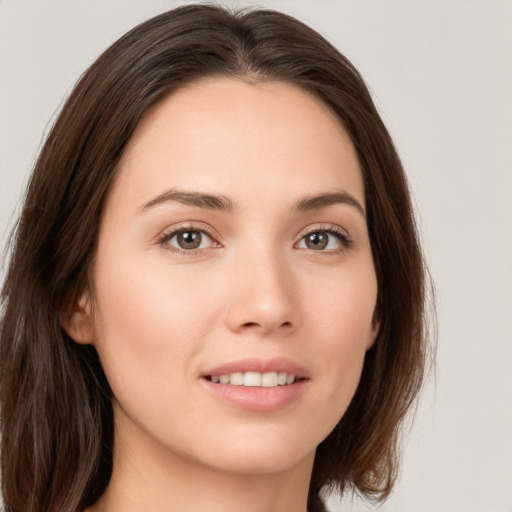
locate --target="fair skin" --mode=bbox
[67,78,379,512]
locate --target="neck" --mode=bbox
[87,412,315,512]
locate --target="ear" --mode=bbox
[60,289,95,345]
[366,310,380,350]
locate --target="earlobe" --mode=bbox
[60,290,95,345]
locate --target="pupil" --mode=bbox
[178,231,201,249]
[307,232,327,250]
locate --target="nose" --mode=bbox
[224,247,299,336]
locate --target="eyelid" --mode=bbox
[157,222,222,255]
[295,223,353,252]
[156,221,352,256]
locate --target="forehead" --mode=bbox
[112,78,364,211]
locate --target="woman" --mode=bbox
[0,5,430,512]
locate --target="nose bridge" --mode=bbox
[225,239,298,334]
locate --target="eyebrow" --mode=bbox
[137,188,365,218]
[293,191,366,218]
[137,188,236,214]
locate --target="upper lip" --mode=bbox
[201,357,310,379]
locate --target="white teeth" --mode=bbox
[261,371,278,387]
[244,372,261,387]
[210,371,297,387]
[230,372,244,386]
[277,371,288,385]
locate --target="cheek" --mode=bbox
[306,260,377,346]
[91,254,224,389]
[303,266,377,420]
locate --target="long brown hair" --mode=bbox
[0,4,432,511]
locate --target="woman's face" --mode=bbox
[76,78,379,476]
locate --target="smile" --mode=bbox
[207,371,297,387]
[200,358,309,412]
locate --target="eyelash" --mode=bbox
[157,223,220,256]
[157,223,353,256]
[297,224,353,254]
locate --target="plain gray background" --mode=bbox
[1,1,511,511]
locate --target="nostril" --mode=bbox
[242,322,259,329]
[241,321,293,330]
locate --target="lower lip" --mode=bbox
[200,378,309,412]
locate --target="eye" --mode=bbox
[161,227,217,252]
[296,229,350,252]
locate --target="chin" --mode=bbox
[186,424,322,476]
[205,447,315,476]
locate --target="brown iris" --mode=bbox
[176,230,202,249]
[305,232,328,250]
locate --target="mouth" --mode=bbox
[200,358,310,412]
[205,371,301,387]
